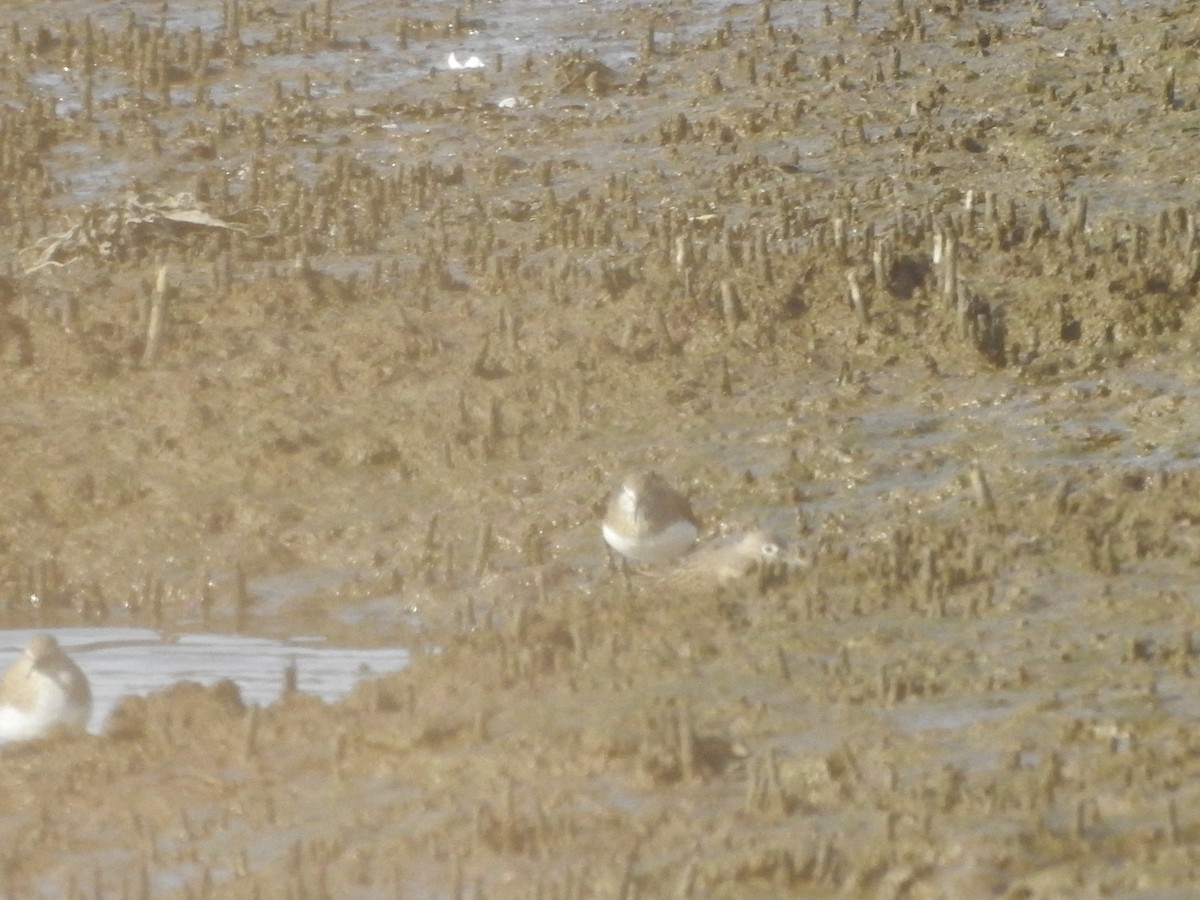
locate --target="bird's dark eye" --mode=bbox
[762,543,780,558]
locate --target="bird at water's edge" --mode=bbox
[0,634,92,742]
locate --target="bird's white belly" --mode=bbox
[603,519,698,564]
[0,677,88,742]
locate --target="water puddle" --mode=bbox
[0,628,409,736]
[21,0,1187,216]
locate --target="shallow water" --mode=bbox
[0,629,409,736]
[31,0,1200,216]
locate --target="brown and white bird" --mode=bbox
[662,528,787,588]
[602,471,700,564]
[0,635,92,742]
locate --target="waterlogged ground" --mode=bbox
[3,0,1200,896]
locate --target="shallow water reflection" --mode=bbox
[0,629,409,735]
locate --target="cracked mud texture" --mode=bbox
[3,0,1200,896]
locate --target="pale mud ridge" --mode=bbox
[2,0,1200,896]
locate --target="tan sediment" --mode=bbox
[1,0,1200,896]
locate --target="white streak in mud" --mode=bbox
[447,52,485,70]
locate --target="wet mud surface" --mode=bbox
[3,0,1200,895]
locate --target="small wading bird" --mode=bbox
[602,471,700,565]
[0,634,92,742]
[660,528,789,590]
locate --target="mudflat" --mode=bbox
[3,0,1200,896]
